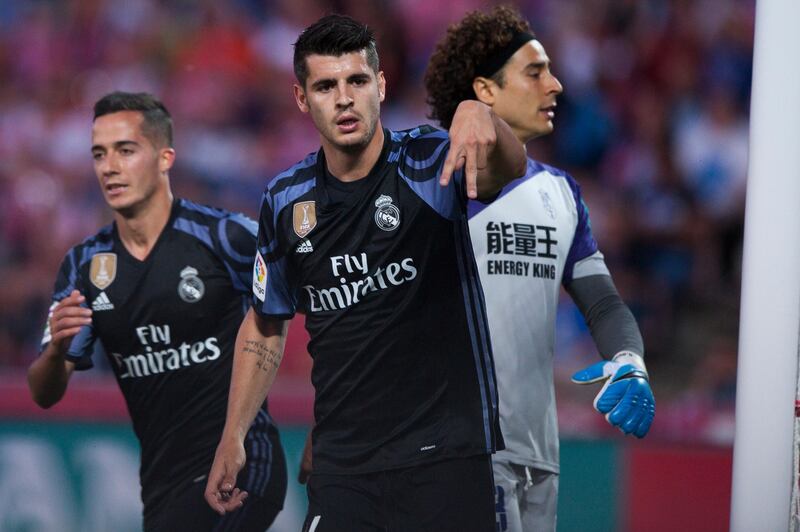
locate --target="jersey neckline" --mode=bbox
[314,129,391,212]
[112,198,181,266]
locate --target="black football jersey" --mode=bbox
[252,127,503,474]
[41,199,282,516]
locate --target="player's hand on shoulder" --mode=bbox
[48,290,92,355]
[204,436,248,515]
[441,100,496,199]
[571,352,655,438]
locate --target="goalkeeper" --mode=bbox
[424,6,655,532]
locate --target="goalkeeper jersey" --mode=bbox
[468,158,609,473]
[252,126,502,475]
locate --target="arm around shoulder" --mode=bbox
[478,109,527,198]
[443,101,527,201]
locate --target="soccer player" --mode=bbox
[425,7,655,532]
[27,92,287,532]
[204,14,527,532]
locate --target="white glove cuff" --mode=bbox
[612,351,648,376]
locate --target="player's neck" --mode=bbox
[114,191,174,261]
[322,126,385,182]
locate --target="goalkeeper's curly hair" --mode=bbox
[424,5,533,129]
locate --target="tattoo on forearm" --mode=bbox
[242,341,282,373]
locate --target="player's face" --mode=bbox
[490,40,563,143]
[294,50,386,153]
[91,111,173,215]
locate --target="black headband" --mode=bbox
[476,31,536,78]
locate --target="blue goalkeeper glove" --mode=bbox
[571,352,655,438]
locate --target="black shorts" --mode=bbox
[302,454,495,532]
[145,435,288,532]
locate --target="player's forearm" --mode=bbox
[476,113,527,199]
[27,345,73,408]
[221,309,288,443]
[567,274,644,359]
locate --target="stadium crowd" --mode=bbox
[0,0,751,432]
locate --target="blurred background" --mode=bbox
[0,0,752,530]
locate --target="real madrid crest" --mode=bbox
[90,253,117,289]
[374,194,400,232]
[293,201,317,238]
[178,266,205,303]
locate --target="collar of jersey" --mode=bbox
[314,129,391,212]
[112,198,181,266]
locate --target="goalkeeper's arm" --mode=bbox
[566,274,654,438]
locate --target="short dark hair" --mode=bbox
[93,91,173,147]
[425,6,534,129]
[293,14,379,87]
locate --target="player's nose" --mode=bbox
[99,155,121,176]
[548,73,563,95]
[335,84,354,107]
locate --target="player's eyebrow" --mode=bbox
[310,77,336,91]
[91,140,140,152]
[524,61,549,71]
[310,72,371,91]
[347,73,371,83]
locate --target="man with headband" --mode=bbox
[426,7,655,531]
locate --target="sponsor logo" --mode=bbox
[374,195,400,231]
[112,324,222,379]
[293,201,317,238]
[91,291,114,311]
[303,253,418,313]
[90,253,117,289]
[486,221,558,258]
[296,239,314,253]
[177,266,205,303]
[253,251,267,301]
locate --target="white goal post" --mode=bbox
[730,0,800,530]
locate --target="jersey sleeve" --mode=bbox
[396,126,467,221]
[211,211,259,296]
[562,175,609,285]
[40,248,96,370]
[251,191,298,319]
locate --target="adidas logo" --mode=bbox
[296,239,314,253]
[91,291,114,311]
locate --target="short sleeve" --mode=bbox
[396,127,466,221]
[212,212,259,295]
[562,176,607,285]
[41,249,96,370]
[251,192,298,319]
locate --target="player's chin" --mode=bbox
[530,122,555,138]
[104,195,126,210]
[334,130,371,150]
[106,195,137,213]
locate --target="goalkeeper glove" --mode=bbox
[571,351,655,438]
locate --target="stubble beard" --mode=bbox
[338,118,377,155]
